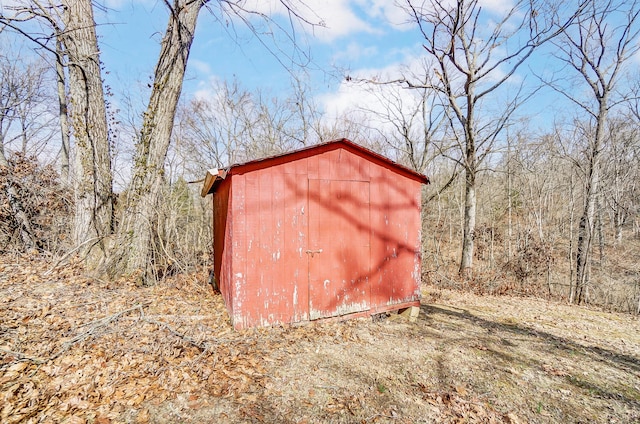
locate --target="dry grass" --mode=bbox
[1,254,639,423]
[424,231,640,315]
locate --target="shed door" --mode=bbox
[307,179,371,320]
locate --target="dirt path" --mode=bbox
[1,255,639,423]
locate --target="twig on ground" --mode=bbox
[44,236,103,276]
[76,302,149,329]
[1,303,150,364]
[365,413,398,421]
[0,347,46,364]
[50,302,149,360]
[141,317,208,351]
[314,385,339,390]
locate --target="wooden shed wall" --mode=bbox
[212,178,233,317]
[217,145,423,329]
[369,168,422,310]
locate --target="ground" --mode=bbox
[1,254,639,423]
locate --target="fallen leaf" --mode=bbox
[135,408,150,424]
[64,416,85,424]
[504,412,522,424]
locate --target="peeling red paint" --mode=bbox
[202,139,428,330]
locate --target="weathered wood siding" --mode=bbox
[209,140,426,329]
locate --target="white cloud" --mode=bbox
[357,0,411,27]
[190,59,212,76]
[299,0,516,42]
[317,37,527,133]
[318,55,429,129]
[239,0,380,42]
[331,41,379,63]
[307,0,378,41]
[193,74,223,104]
[479,0,516,14]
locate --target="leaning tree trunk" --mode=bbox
[62,0,113,264]
[111,1,203,282]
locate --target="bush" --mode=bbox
[0,153,72,253]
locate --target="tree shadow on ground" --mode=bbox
[420,304,640,408]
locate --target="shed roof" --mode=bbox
[201,138,429,197]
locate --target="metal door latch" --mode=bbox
[305,249,323,257]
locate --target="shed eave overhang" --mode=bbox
[200,168,228,197]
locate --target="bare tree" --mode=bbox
[0,0,112,261]
[389,0,577,278]
[0,52,48,249]
[601,118,639,245]
[0,52,54,157]
[352,80,448,174]
[110,0,321,282]
[547,0,640,304]
[60,0,113,262]
[0,1,72,182]
[183,81,253,168]
[55,38,71,183]
[110,0,204,280]
[180,74,324,176]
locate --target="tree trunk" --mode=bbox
[506,138,513,259]
[112,0,203,282]
[55,39,71,184]
[575,176,595,304]
[596,196,604,262]
[459,90,477,279]
[459,162,476,278]
[568,172,576,302]
[62,0,113,262]
[614,210,624,244]
[574,106,606,304]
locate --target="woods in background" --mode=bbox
[0,0,639,313]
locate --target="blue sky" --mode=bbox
[97,0,421,104]
[93,0,584,136]
[3,0,638,149]
[2,0,638,190]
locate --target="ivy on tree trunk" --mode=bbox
[111,0,204,283]
[62,0,113,264]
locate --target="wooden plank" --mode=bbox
[385,175,421,303]
[398,306,420,322]
[283,173,309,322]
[294,156,307,175]
[271,165,287,323]
[256,168,273,323]
[231,174,247,328]
[358,154,371,181]
[328,149,340,180]
[307,153,319,180]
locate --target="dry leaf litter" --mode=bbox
[1,253,639,423]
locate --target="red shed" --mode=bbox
[201,138,429,330]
